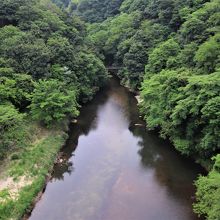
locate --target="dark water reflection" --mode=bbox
[29,77,203,220]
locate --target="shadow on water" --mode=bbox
[29,76,204,220]
[52,80,112,180]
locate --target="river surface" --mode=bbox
[29,77,203,220]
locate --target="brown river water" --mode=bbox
[29,76,203,220]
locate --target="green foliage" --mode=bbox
[180,17,206,43]
[0,0,108,85]
[85,0,220,91]
[0,0,36,26]
[0,103,24,131]
[194,33,220,73]
[52,0,71,8]
[140,70,220,157]
[85,0,219,164]
[0,0,108,163]
[120,0,149,13]
[72,0,123,22]
[30,79,79,125]
[74,52,109,101]
[0,72,34,107]
[145,38,180,75]
[118,21,169,89]
[0,0,108,129]
[194,154,220,220]
[87,11,141,62]
[140,69,191,130]
[176,42,198,68]
[0,117,30,159]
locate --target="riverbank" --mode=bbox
[28,76,203,220]
[0,120,68,220]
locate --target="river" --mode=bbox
[29,76,203,220]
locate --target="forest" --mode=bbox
[0,0,220,219]
[0,0,109,157]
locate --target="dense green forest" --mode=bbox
[0,0,108,218]
[0,0,109,158]
[0,0,219,219]
[71,0,220,219]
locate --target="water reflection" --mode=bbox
[52,85,110,180]
[29,76,203,220]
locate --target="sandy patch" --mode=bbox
[0,175,33,201]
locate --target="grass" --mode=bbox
[0,119,68,220]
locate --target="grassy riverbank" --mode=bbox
[0,120,68,220]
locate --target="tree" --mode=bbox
[0,73,33,108]
[177,42,198,68]
[0,0,36,26]
[118,21,169,90]
[0,103,24,131]
[30,79,79,125]
[0,103,25,159]
[74,0,123,22]
[47,35,74,65]
[140,69,220,157]
[194,33,220,73]
[0,26,51,79]
[73,52,109,102]
[194,154,220,220]
[145,38,180,75]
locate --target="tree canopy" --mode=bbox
[0,0,109,158]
